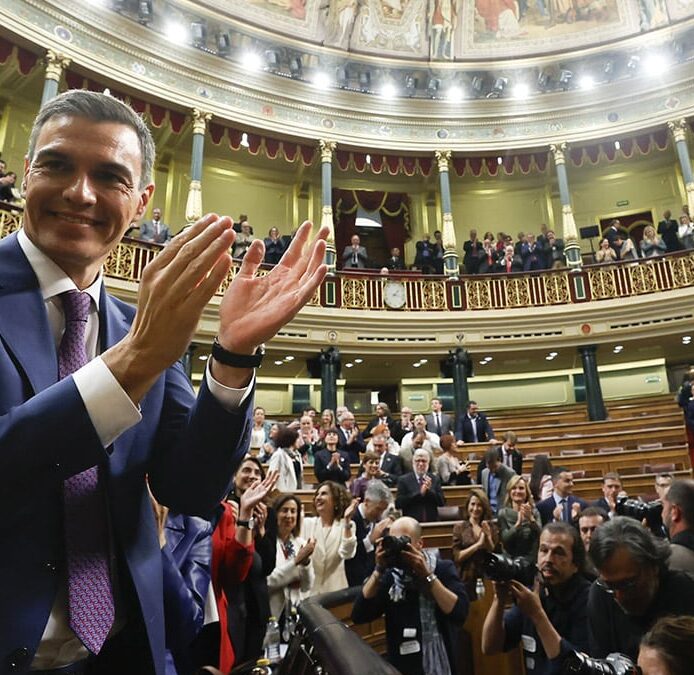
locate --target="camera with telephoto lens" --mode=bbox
[560,650,640,675]
[483,551,538,587]
[381,534,411,566]
[615,496,663,536]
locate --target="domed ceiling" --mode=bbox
[208,0,691,59]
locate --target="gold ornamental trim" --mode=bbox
[550,142,567,166]
[667,119,688,144]
[191,109,212,135]
[320,140,337,163]
[686,182,694,217]
[435,149,451,174]
[441,212,457,251]
[44,49,70,82]
[185,179,203,223]
[321,204,335,245]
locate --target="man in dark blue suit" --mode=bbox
[0,90,327,675]
[455,400,497,444]
[536,468,589,526]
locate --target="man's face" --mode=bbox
[152,207,161,220]
[663,209,671,219]
[413,451,429,473]
[341,413,355,430]
[655,477,672,500]
[391,247,400,257]
[351,235,360,246]
[554,472,574,497]
[0,160,6,173]
[23,115,153,286]
[372,438,387,456]
[662,495,678,534]
[602,478,622,502]
[414,414,426,431]
[363,497,388,522]
[376,404,385,417]
[578,515,604,551]
[537,530,578,586]
[487,458,499,475]
[431,399,442,413]
[468,403,479,417]
[401,408,412,423]
[597,546,659,616]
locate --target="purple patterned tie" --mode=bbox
[59,290,114,654]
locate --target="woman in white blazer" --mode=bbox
[266,493,315,622]
[269,425,303,492]
[301,481,358,596]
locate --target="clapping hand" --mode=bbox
[343,498,359,522]
[239,470,279,519]
[295,538,316,566]
[420,475,432,495]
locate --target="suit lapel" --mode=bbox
[0,234,58,394]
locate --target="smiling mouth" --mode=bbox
[53,212,101,226]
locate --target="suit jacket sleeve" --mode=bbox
[395,474,419,511]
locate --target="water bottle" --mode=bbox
[263,616,281,664]
[282,602,298,642]
[251,658,272,675]
[475,577,486,599]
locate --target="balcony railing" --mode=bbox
[3,207,694,311]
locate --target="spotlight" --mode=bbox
[427,77,440,98]
[336,66,348,88]
[578,74,595,90]
[380,81,397,99]
[471,75,484,95]
[242,51,263,71]
[137,0,153,24]
[512,82,530,99]
[312,71,331,89]
[365,154,371,165]
[642,52,668,76]
[166,21,188,43]
[404,74,417,97]
[289,55,303,79]
[190,21,206,48]
[487,77,508,99]
[558,69,573,89]
[216,33,231,56]
[446,85,464,102]
[358,71,371,92]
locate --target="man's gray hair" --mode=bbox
[364,480,392,505]
[27,90,155,190]
[589,516,670,573]
[666,479,694,527]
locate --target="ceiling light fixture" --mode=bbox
[312,71,331,89]
[380,82,397,100]
[242,51,263,71]
[512,82,530,100]
[578,74,595,90]
[165,22,188,43]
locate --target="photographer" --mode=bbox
[638,616,694,675]
[351,516,469,675]
[662,478,694,573]
[482,522,591,674]
[588,516,694,659]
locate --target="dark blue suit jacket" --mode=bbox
[344,508,375,587]
[0,233,252,675]
[536,494,589,526]
[455,412,495,443]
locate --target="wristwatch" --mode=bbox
[237,517,255,530]
[425,573,438,584]
[212,337,265,368]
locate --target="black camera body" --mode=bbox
[381,534,411,567]
[561,650,640,675]
[615,497,663,535]
[483,552,537,587]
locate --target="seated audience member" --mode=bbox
[577,506,608,580]
[232,219,256,259]
[139,206,171,243]
[301,482,358,595]
[211,472,277,673]
[482,523,591,675]
[426,397,454,437]
[453,488,500,600]
[593,472,623,519]
[476,429,522,483]
[342,233,368,269]
[350,451,382,500]
[497,475,542,562]
[267,494,315,630]
[345,480,394,586]
[477,236,498,274]
[414,232,436,274]
[588,517,694,660]
[495,244,524,273]
[313,427,351,485]
[463,229,481,275]
[263,227,286,265]
[638,616,694,675]
[662,478,694,573]
[364,401,395,439]
[437,433,472,486]
[395,448,445,523]
[529,454,555,503]
[385,246,405,271]
[351,516,470,675]
[639,225,666,258]
[258,423,279,463]
[369,433,403,487]
[455,399,496,444]
[401,413,441,456]
[677,213,694,250]
[541,230,565,269]
[481,447,517,515]
[536,468,588,526]
[615,232,639,260]
[658,209,681,252]
[391,405,415,445]
[250,406,272,454]
[268,425,303,492]
[595,237,618,263]
[336,409,366,463]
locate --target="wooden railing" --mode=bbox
[3,206,694,311]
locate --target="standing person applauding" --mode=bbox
[497,475,542,562]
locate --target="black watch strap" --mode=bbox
[212,337,264,368]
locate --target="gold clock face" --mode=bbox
[383,281,406,309]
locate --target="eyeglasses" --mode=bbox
[595,576,640,594]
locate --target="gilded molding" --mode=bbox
[44,48,70,81]
[185,179,203,223]
[550,142,568,166]
[191,109,212,135]
[435,149,451,173]
[320,140,336,162]
[667,119,688,144]
[686,182,694,217]
[321,204,335,245]
[441,212,457,251]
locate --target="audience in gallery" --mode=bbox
[529,453,556,502]
[268,425,303,492]
[396,447,445,523]
[497,475,542,563]
[0,158,22,205]
[350,451,383,500]
[436,433,472,486]
[313,427,352,485]
[577,506,609,580]
[367,432,404,487]
[365,423,401,457]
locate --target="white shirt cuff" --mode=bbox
[205,361,255,411]
[73,357,142,447]
[363,535,375,554]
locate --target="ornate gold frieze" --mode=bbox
[465,279,492,310]
[588,267,618,299]
[421,280,448,310]
[44,49,70,82]
[192,109,212,135]
[549,142,567,166]
[668,253,694,287]
[441,212,457,252]
[667,119,688,144]
[435,149,451,174]
[185,179,203,224]
[320,140,336,162]
[0,209,22,238]
[341,278,367,309]
[544,273,571,305]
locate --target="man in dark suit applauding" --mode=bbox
[337,409,366,463]
[371,434,403,487]
[456,400,497,444]
[342,233,368,269]
[537,468,588,526]
[592,472,623,519]
[480,448,516,515]
[395,448,445,523]
[139,206,171,243]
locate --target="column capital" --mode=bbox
[191,109,212,135]
[435,149,452,172]
[319,139,336,162]
[667,118,688,143]
[549,142,568,165]
[44,49,71,82]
